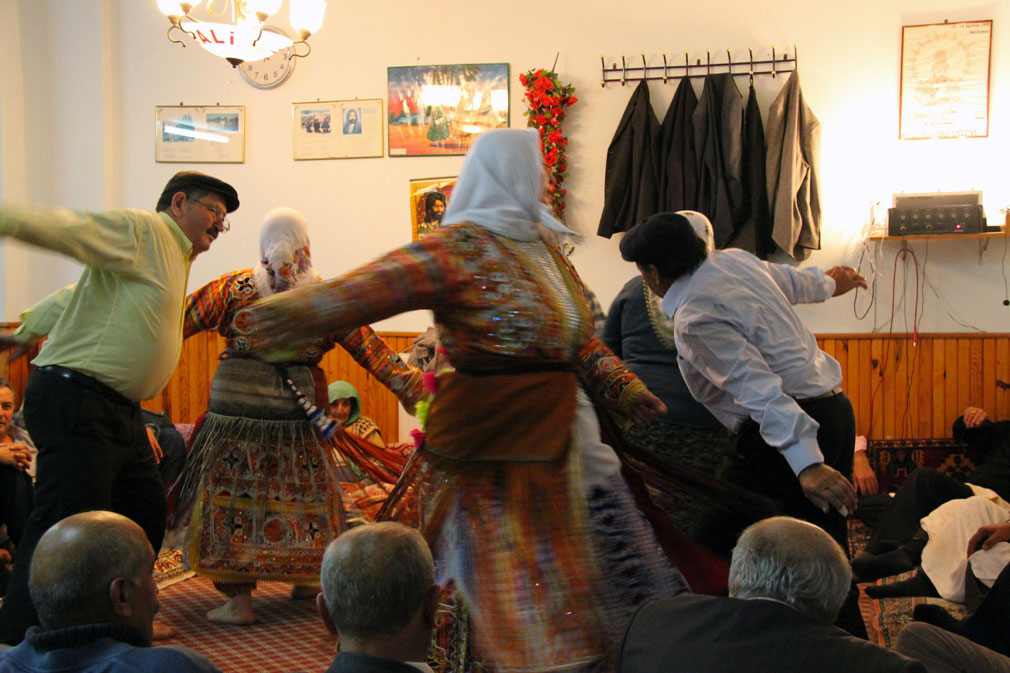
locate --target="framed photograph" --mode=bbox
[900,20,992,140]
[388,63,510,157]
[409,177,457,240]
[155,105,245,163]
[292,98,384,160]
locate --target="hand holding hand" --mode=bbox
[0,442,32,471]
[826,266,868,297]
[798,463,858,516]
[967,522,1010,556]
[629,390,667,426]
[962,406,989,428]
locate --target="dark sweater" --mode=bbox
[0,623,221,673]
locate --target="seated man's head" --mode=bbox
[318,522,438,659]
[29,511,160,641]
[728,516,851,623]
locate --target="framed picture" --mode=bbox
[900,20,992,140]
[409,177,457,240]
[388,63,509,157]
[155,105,245,163]
[292,98,384,160]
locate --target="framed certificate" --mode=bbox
[155,105,245,163]
[292,98,384,160]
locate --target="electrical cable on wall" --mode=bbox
[854,200,882,321]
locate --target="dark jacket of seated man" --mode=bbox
[617,516,925,673]
[0,511,220,673]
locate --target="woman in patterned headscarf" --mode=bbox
[244,130,695,672]
[172,207,422,625]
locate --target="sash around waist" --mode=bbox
[423,368,578,462]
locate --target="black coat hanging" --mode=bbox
[659,78,698,213]
[597,80,661,238]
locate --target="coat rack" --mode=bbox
[600,45,798,87]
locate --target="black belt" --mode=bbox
[36,365,134,407]
[796,385,844,404]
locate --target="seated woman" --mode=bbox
[328,381,384,448]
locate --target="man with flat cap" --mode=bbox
[0,171,239,644]
[619,210,868,634]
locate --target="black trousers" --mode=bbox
[725,392,866,638]
[866,467,973,554]
[0,368,167,644]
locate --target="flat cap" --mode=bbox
[619,211,698,266]
[159,171,240,213]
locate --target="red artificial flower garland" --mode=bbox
[520,68,577,220]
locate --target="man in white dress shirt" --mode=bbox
[620,210,868,633]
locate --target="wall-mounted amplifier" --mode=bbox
[887,191,986,236]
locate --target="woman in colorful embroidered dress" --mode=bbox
[245,131,690,671]
[173,207,422,626]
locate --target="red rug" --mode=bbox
[156,577,336,673]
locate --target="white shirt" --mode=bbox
[660,249,840,475]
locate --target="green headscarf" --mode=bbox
[327,380,361,426]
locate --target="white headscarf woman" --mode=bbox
[442,128,577,242]
[252,207,320,297]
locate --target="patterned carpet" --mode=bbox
[850,520,966,648]
[156,576,336,673]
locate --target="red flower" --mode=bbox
[519,73,528,86]
[568,96,578,105]
[544,153,558,166]
[534,114,547,126]
[547,129,563,144]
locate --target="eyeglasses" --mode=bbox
[189,197,231,232]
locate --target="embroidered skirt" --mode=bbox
[176,357,399,584]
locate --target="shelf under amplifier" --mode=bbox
[888,191,986,235]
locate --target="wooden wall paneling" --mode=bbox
[983,337,997,415]
[857,338,872,438]
[997,338,1010,419]
[882,339,897,438]
[916,339,933,439]
[968,338,984,409]
[892,338,909,438]
[944,338,959,433]
[931,338,946,438]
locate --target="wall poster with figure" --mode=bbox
[388,63,510,157]
[899,20,992,140]
[292,99,383,160]
[409,177,457,240]
[155,105,245,163]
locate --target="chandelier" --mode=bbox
[156,0,327,67]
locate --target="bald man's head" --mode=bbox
[30,511,158,637]
[728,516,852,623]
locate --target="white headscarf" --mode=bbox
[442,128,576,241]
[252,207,320,297]
[676,210,716,252]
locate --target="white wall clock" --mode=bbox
[238,29,296,89]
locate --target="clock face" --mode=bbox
[239,46,296,89]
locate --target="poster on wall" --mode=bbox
[388,63,510,157]
[155,105,245,163]
[900,20,992,140]
[292,99,384,160]
[409,177,457,240]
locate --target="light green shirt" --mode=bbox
[2,206,193,401]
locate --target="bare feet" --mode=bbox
[152,619,179,640]
[290,584,320,600]
[206,593,254,625]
